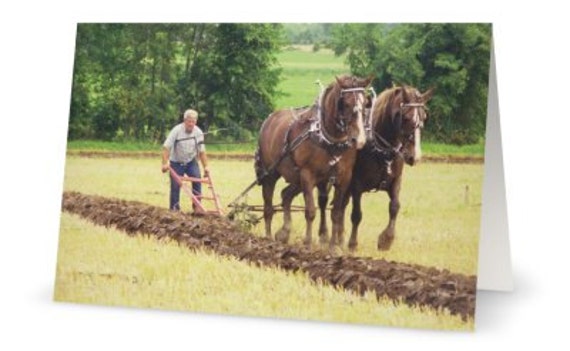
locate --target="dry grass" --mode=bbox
[56,156,482,330]
[55,213,473,330]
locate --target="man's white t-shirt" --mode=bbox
[163,123,205,164]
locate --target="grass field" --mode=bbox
[56,156,481,330]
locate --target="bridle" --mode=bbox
[399,102,427,131]
[335,87,366,133]
[398,101,427,157]
[310,83,366,152]
[367,95,427,161]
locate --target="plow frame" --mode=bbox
[169,166,224,216]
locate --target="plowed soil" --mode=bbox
[67,150,483,164]
[62,191,477,320]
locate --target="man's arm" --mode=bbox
[161,147,170,173]
[162,125,178,173]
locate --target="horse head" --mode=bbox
[322,75,372,150]
[387,86,434,165]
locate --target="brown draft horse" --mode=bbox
[255,75,372,248]
[318,85,434,250]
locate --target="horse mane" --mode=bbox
[372,86,398,124]
[372,85,418,126]
[322,74,368,118]
[321,76,346,117]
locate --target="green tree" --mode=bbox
[330,23,491,144]
[67,23,284,143]
[203,24,283,138]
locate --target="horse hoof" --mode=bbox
[319,235,329,245]
[348,242,357,252]
[377,235,394,250]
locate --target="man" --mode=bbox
[162,109,209,211]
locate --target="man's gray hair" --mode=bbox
[183,109,198,121]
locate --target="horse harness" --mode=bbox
[365,102,426,161]
[364,98,427,178]
[309,86,366,158]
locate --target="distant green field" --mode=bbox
[274,47,349,108]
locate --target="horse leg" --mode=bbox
[317,182,329,245]
[261,174,278,239]
[300,170,317,248]
[330,182,350,249]
[275,184,301,244]
[378,177,402,250]
[348,188,362,251]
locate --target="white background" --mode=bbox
[1,1,569,349]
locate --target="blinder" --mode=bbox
[397,102,427,137]
[397,101,427,161]
[367,87,431,166]
[393,112,402,133]
[336,87,366,132]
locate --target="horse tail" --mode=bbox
[254,147,266,184]
[255,109,299,184]
[255,113,274,184]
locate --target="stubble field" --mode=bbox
[55,155,482,330]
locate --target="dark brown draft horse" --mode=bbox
[255,75,372,248]
[318,85,434,250]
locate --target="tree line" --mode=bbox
[329,23,492,144]
[68,23,491,145]
[69,23,283,142]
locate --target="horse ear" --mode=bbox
[422,87,435,102]
[335,76,343,86]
